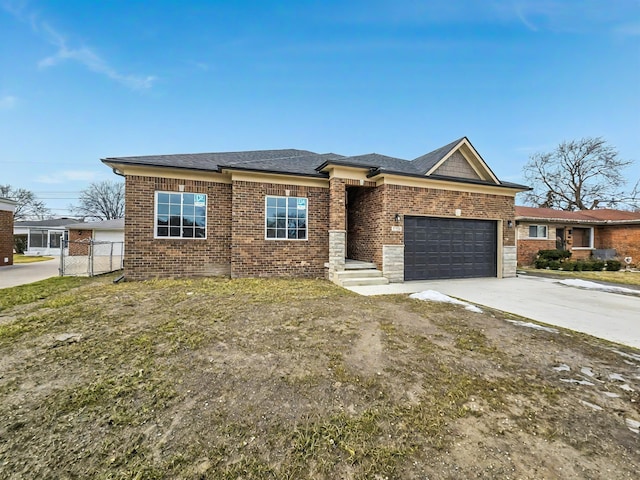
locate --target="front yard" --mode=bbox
[0,276,638,479]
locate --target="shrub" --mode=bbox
[591,260,605,271]
[548,260,561,270]
[13,236,27,254]
[561,261,576,271]
[534,259,549,269]
[537,249,572,261]
[605,260,621,271]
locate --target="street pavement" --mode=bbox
[0,257,61,289]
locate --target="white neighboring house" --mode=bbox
[13,218,80,256]
[65,218,125,256]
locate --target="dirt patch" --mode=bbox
[0,276,638,478]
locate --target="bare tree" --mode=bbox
[0,185,51,220]
[523,137,639,211]
[70,181,124,220]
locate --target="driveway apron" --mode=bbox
[346,275,640,349]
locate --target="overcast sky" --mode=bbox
[1,0,639,215]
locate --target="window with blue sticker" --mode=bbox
[155,191,207,239]
[265,196,307,240]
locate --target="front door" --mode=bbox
[556,228,565,250]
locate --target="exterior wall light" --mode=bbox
[507,220,513,228]
[394,213,401,223]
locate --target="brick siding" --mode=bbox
[68,229,92,256]
[346,186,383,264]
[596,225,640,267]
[124,175,232,280]
[380,184,515,269]
[231,180,329,278]
[0,209,13,266]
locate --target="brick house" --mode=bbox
[0,197,17,267]
[65,218,125,256]
[102,137,529,284]
[515,206,640,267]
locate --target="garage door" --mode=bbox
[404,216,497,281]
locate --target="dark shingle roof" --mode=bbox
[412,137,465,172]
[15,218,81,227]
[65,218,125,230]
[103,149,317,172]
[102,139,528,190]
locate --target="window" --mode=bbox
[572,227,593,248]
[49,231,63,248]
[29,229,47,248]
[155,192,207,239]
[265,196,307,240]
[528,225,547,238]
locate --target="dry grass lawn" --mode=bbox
[12,254,55,264]
[0,275,638,479]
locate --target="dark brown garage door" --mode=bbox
[404,216,497,281]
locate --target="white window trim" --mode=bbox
[154,191,208,240]
[526,224,548,240]
[571,226,594,249]
[264,195,309,241]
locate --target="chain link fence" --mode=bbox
[60,239,124,276]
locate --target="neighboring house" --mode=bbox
[102,137,529,284]
[65,218,125,256]
[0,197,17,267]
[515,206,640,267]
[13,218,80,256]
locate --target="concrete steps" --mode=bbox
[337,261,389,286]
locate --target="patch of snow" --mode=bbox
[409,290,483,313]
[601,391,620,398]
[558,279,639,294]
[625,418,640,434]
[505,320,558,333]
[618,384,635,392]
[560,378,595,386]
[580,400,603,411]
[608,373,625,382]
[611,349,640,362]
[553,364,571,372]
[580,367,595,377]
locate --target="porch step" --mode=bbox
[336,268,389,287]
[344,260,377,270]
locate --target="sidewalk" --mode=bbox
[0,258,60,289]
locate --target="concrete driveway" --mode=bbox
[0,258,60,289]
[346,275,640,350]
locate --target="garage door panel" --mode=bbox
[404,216,497,281]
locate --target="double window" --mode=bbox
[155,192,207,239]
[528,225,548,239]
[265,196,307,240]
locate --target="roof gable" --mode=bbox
[415,137,499,184]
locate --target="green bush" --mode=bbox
[561,261,576,271]
[591,260,605,271]
[538,249,572,261]
[605,260,621,271]
[13,236,27,254]
[534,259,549,269]
[548,260,561,270]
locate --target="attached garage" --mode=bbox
[404,216,497,281]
